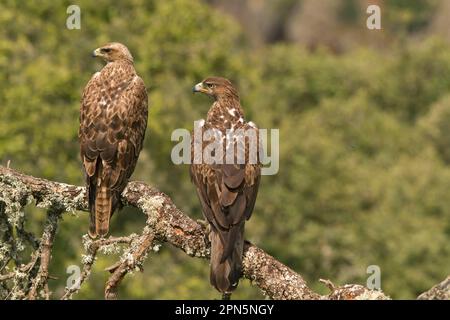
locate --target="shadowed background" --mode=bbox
[1,0,450,299]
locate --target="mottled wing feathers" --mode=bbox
[191,162,260,256]
[105,75,148,194]
[79,62,148,238]
[190,97,261,293]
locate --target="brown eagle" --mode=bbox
[191,77,261,297]
[79,43,148,238]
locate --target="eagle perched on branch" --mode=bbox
[79,43,148,238]
[191,77,261,298]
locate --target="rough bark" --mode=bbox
[417,276,450,300]
[0,166,445,300]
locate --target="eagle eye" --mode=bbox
[101,48,112,53]
[206,83,215,89]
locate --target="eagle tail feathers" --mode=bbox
[87,178,97,238]
[95,184,112,237]
[210,225,244,294]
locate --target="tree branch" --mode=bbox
[28,208,61,300]
[0,166,442,300]
[104,229,155,300]
[417,276,450,300]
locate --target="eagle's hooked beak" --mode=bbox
[192,82,207,94]
[92,48,101,58]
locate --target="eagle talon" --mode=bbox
[196,218,208,228]
[198,220,212,242]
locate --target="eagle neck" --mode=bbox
[102,60,136,76]
[206,97,244,125]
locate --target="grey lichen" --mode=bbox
[62,185,85,213]
[81,234,93,252]
[354,289,390,300]
[98,242,122,255]
[325,284,391,300]
[35,186,84,215]
[184,246,194,256]
[138,195,164,226]
[0,177,34,275]
[0,179,30,229]
[81,254,95,265]
[1,168,447,300]
[417,276,450,300]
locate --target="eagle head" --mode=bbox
[92,42,134,63]
[193,77,239,101]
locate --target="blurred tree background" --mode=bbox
[1,0,450,299]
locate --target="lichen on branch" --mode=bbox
[1,166,443,300]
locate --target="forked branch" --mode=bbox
[1,166,445,300]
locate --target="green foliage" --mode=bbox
[0,0,449,299]
[385,0,439,32]
[420,95,450,164]
[368,39,450,121]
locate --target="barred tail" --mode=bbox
[95,184,112,237]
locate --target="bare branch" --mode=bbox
[28,208,61,300]
[417,276,450,300]
[1,166,442,300]
[104,229,155,300]
[61,235,136,300]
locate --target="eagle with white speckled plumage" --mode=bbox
[79,43,148,238]
[191,77,261,297]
